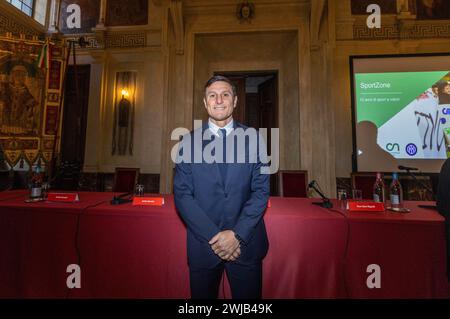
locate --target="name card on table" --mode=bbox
[132,197,164,206]
[47,192,80,202]
[347,201,385,212]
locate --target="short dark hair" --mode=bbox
[204,75,237,97]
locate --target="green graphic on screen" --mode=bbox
[355,71,450,159]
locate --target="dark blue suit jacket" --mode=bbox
[174,121,269,269]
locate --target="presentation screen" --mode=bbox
[351,54,450,173]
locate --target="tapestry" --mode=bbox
[0,35,65,170]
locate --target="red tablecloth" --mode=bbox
[0,190,29,201]
[344,201,448,298]
[0,192,448,298]
[0,191,112,298]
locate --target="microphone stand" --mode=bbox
[402,169,435,199]
[110,192,133,205]
[309,184,333,209]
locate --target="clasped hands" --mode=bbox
[209,230,241,261]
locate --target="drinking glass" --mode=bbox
[352,189,362,201]
[41,182,50,199]
[337,189,348,210]
[135,184,144,197]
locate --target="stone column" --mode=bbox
[47,0,61,34]
[97,0,107,28]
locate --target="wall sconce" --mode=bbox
[121,89,129,99]
[118,89,131,128]
[112,71,137,156]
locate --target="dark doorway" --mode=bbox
[215,71,278,195]
[57,65,90,190]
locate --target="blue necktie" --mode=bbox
[218,129,228,182]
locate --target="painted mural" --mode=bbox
[351,0,398,14]
[106,0,148,26]
[0,58,44,136]
[416,0,450,19]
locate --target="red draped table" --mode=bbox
[0,191,448,298]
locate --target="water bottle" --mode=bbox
[389,172,403,209]
[30,165,43,199]
[373,172,385,203]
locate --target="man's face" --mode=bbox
[242,6,250,18]
[203,81,237,124]
[12,69,26,85]
[444,84,450,95]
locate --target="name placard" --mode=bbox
[47,192,80,202]
[347,201,385,212]
[132,197,164,206]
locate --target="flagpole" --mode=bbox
[49,39,73,184]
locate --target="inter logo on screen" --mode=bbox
[406,143,418,156]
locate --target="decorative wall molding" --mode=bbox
[353,24,400,40]
[406,23,450,39]
[65,31,149,49]
[353,21,450,40]
[105,32,147,48]
[64,35,101,49]
[0,8,43,38]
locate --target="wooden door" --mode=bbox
[258,75,278,195]
[226,76,246,124]
[58,65,90,189]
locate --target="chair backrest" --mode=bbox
[278,170,308,197]
[12,170,29,190]
[113,167,140,193]
[0,169,14,191]
[351,172,378,200]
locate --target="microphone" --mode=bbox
[398,165,418,171]
[307,180,333,209]
[110,192,133,205]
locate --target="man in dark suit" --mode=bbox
[437,157,450,281]
[174,75,270,299]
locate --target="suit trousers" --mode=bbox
[189,261,262,299]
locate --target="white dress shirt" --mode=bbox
[208,118,234,137]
